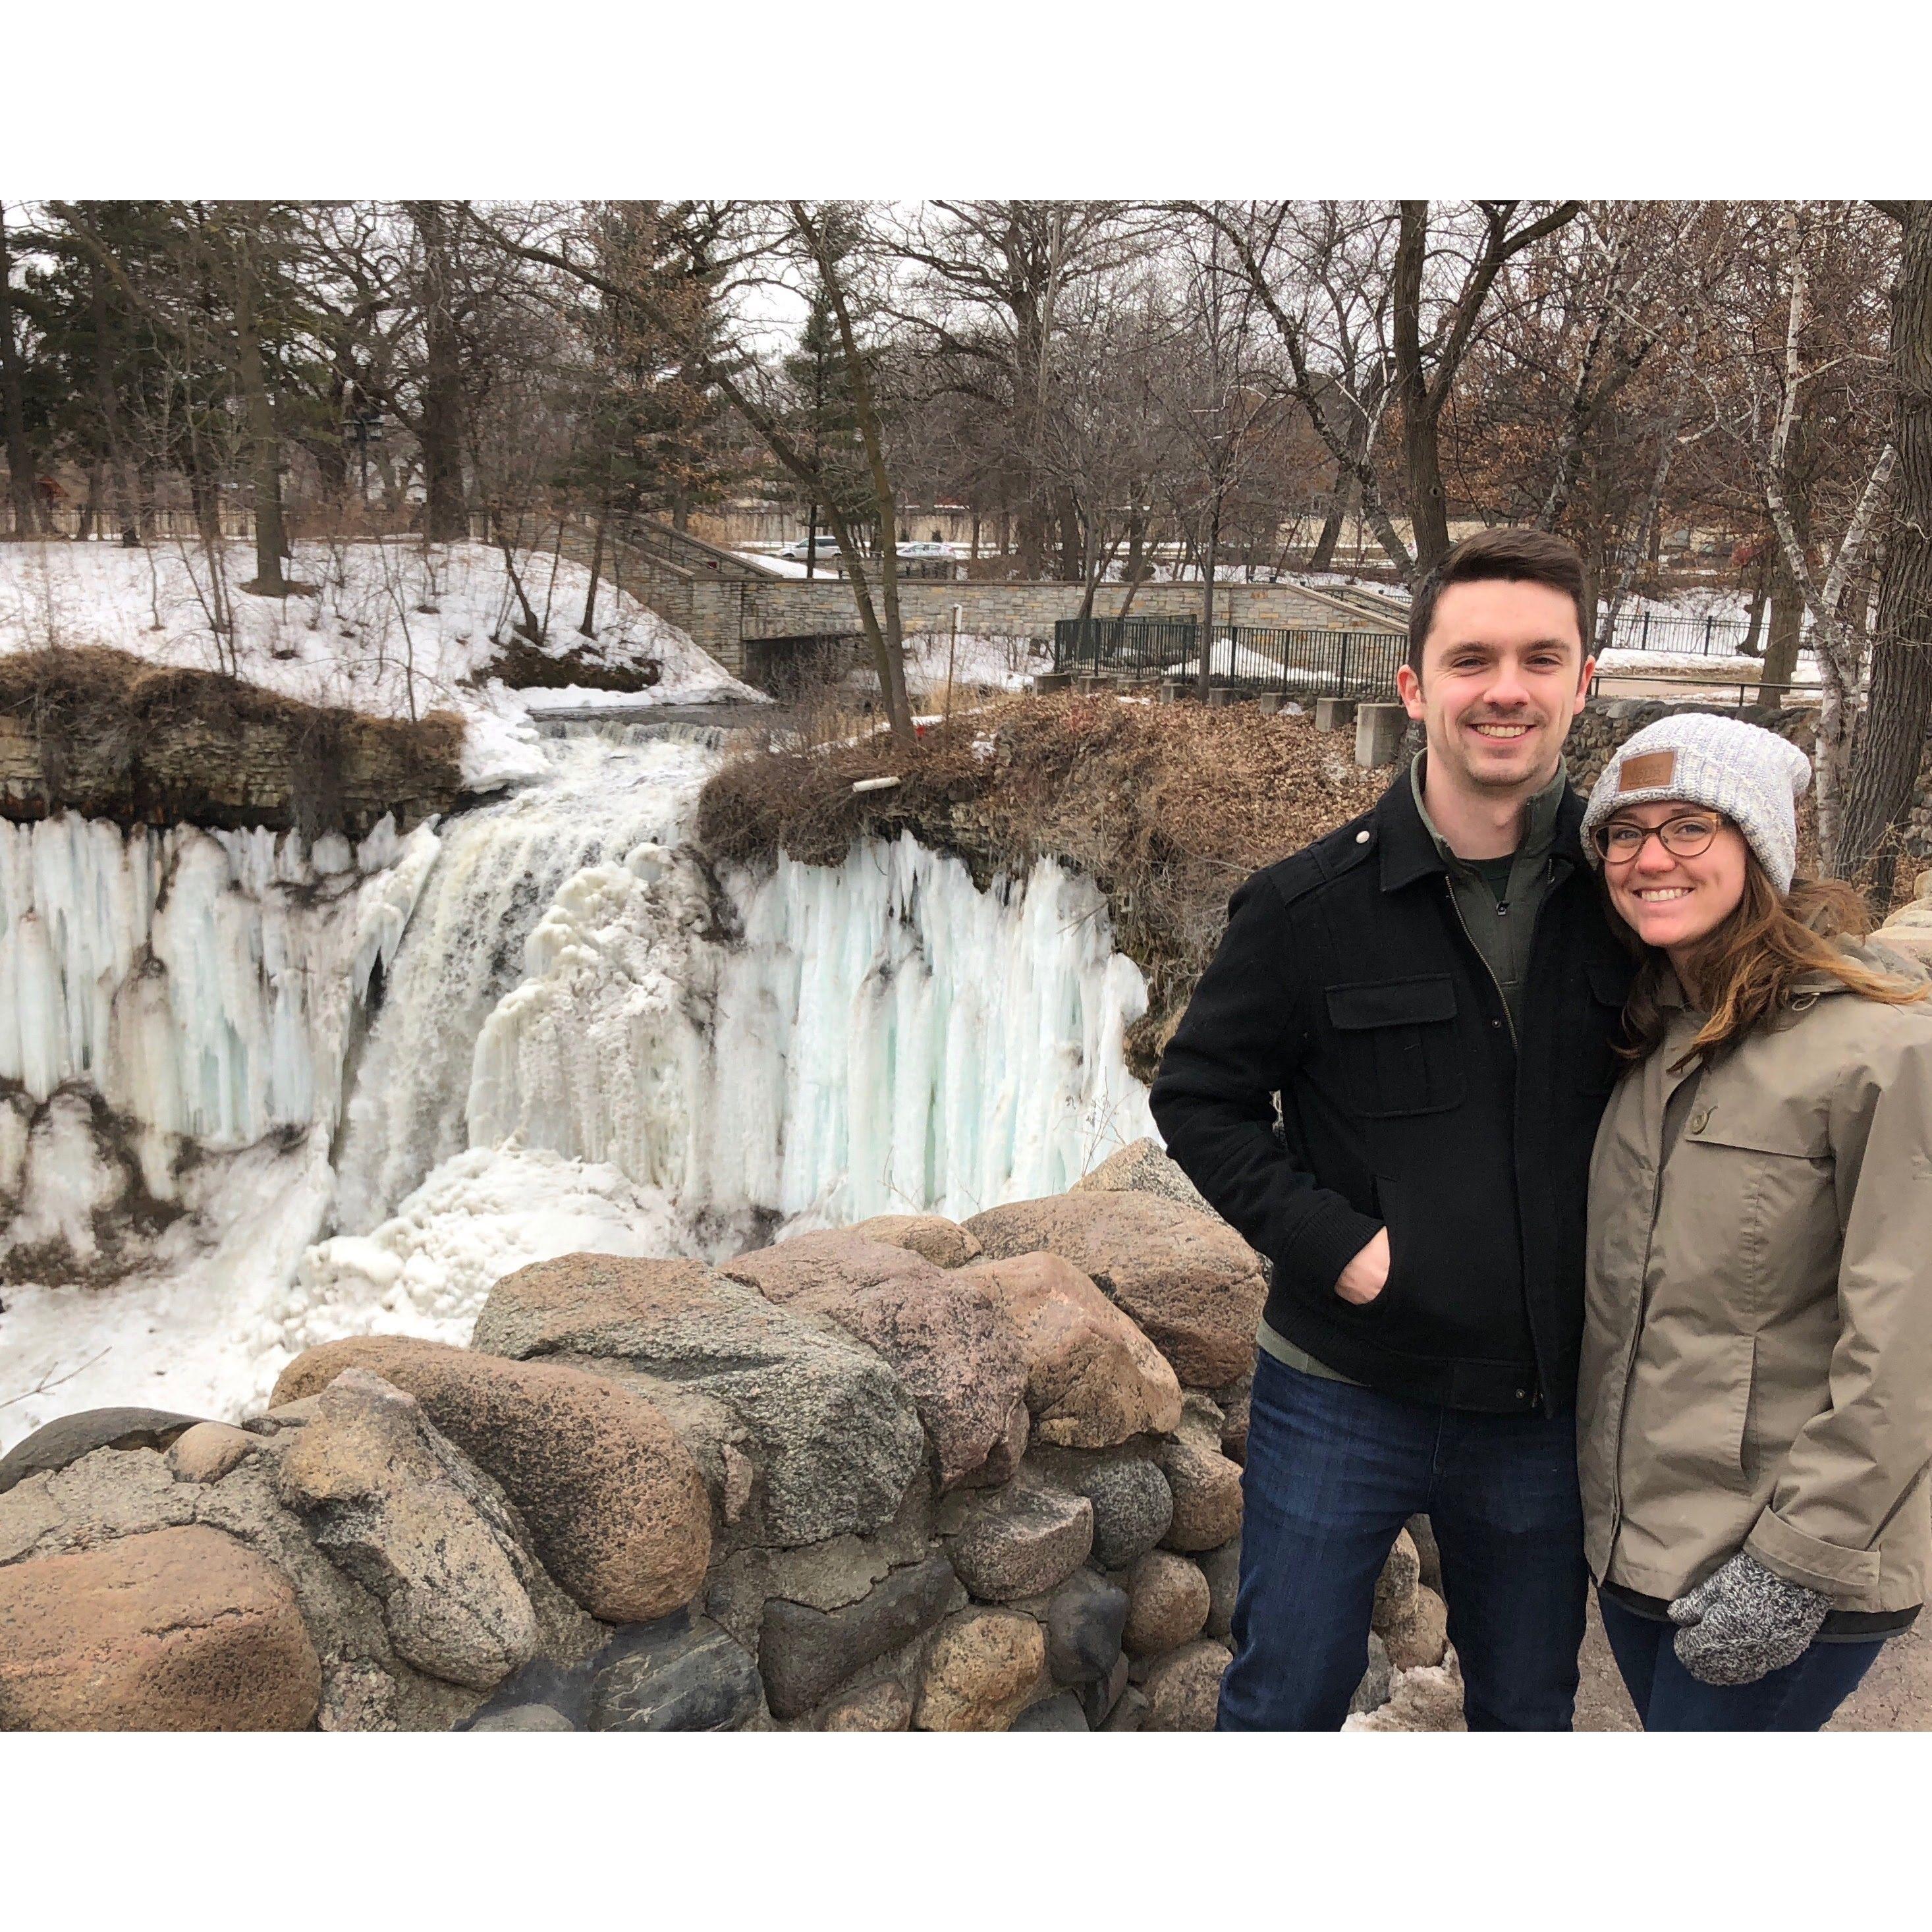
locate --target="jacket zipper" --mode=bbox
[1440,873,1538,1408]
[1441,873,1518,1051]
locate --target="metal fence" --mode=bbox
[1053,616,1407,701]
[1592,608,1818,658]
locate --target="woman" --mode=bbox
[1577,712,1932,1731]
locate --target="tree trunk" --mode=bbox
[1310,472,1351,571]
[0,209,40,536]
[1057,486,1082,582]
[412,202,468,545]
[1196,498,1221,704]
[1740,557,1770,657]
[1394,202,1452,574]
[232,236,288,594]
[1759,551,1806,706]
[790,204,911,741]
[580,506,608,636]
[87,260,140,547]
[1836,203,1932,894]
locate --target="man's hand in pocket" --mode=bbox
[1335,1228,1391,1305]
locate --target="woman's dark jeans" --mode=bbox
[1597,1589,1883,1730]
[1218,1350,1588,1730]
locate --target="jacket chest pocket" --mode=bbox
[1324,975,1466,1118]
[1676,1105,1836,1309]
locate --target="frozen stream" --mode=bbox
[0,723,1154,1450]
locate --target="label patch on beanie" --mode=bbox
[1618,750,1676,792]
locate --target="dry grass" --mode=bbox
[698,693,1388,1075]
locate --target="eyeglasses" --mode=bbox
[1593,814,1723,864]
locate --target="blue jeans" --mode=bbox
[1219,1351,1587,1730]
[1597,1591,1883,1730]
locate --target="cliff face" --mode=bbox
[0,648,466,840]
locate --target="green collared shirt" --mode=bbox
[1257,755,1570,1384]
[1411,753,1568,1039]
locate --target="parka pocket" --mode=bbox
[1716,1332,1758,1488]
[1323,976,1464,1119]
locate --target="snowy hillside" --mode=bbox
[0,538,764,792]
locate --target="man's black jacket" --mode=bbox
[1149,766,1631,1417]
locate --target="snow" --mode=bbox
[902,630,1051,698]
[0,538,762,793]
[284,1147,699,1367]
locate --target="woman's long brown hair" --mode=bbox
[1611,854,1926,1070]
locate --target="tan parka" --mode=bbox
[1579,945,1932,1614]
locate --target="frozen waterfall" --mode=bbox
[1,723,1159,1449]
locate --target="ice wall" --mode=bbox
[465,832,1156,1228]
[0,810,435,1266]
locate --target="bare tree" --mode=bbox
[1837,201,1932,891]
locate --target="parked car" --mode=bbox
[895,541,958,559]
[776,536,844,563]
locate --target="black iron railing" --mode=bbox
[1053,616,1406,700]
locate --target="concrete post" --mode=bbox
[1354,701,1407,769]
[1314,696,1358,734]
[1034,671,1073,694]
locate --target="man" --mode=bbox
[1149,528,1630,1730]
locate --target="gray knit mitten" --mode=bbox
[1668,1552,1831,1687]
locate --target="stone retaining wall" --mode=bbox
[0,1140,1447,1732]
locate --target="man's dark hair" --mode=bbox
[1406,528,1589,674]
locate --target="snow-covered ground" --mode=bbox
[0,723,1156,1450]
[902,630,1049,698]
[0,538,762,791]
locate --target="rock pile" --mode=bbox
[1,1143,1443,1733]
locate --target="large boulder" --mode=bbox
[275,1370,538,1690]
[1010,1692,1088,1731]
[954,1252,1183,1449]
[0,1408,209,1497]
[1043,1569,1130,1685]
[1142,1639,1230,1731]
[758,1553,964,1721]
[718,1230,947,1305]
[1198,1535,1240,1643]
[0,1524,321,1730]
[1121,1549,1210,1657]
[1157,1435,1244,1553]
[846,1215,983,1269]
[589,1613,763,1732]
[1077,1456,1174,1569]
[943,1483,1093,1603]
[271,1337,709,1624]
[962,1193,1266,1388]
[1072,1138,1211,1215]
[472,1254,925,1546]
[819,1680,913,1731]
[746,1251,1032,1493]
[914,1609,1046,1732]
